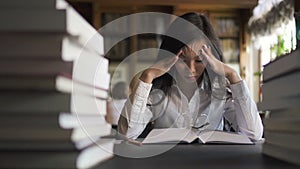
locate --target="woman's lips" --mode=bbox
[185,75,197,81]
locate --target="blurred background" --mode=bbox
[67,0,299,105]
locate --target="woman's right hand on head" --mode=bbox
[140,50,182,83]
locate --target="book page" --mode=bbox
[198,130,253,144]
[142,128,197,144]
[142,128,253,144]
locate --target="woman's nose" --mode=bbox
[187,61,196,73]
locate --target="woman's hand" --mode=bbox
[140,51,182,83]
[200,44,242,84]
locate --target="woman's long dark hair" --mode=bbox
[152,12,223,96]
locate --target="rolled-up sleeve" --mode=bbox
[224,80,263,141]
[118,80,153,139]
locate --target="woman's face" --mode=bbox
[175,43,206,84]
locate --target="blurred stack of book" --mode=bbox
[0,0,113,168]
[258,49,300,166]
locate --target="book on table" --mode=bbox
[0,122,112,142]
[0,90,107,115]
[257,96,300,111]
[142,128,253,144]
[264,130,300,150]
[261,71,300,101]
[0,139,114,169]
[0,0,114,168]
[269,109,300,118]
[263,142,300,166]
[0,33,92,60]
[0,113,105,128]
[264,116,300,132]
[0,0,104,56]
[262,49,300,82]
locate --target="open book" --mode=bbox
[142,128,253,144]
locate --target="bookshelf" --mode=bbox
[66,1,247,82]
[209,12,241,74]
[100,13,130,61]
[100,12,170,61]
[98,10,172,84]
[101,11,243,78]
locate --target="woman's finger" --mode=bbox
[200,45,211,59]
[200,45,225,75]
[199,48,209,65]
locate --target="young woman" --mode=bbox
[118,12,263,141]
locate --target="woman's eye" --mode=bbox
[195,60,202,63]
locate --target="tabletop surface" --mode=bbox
[96,141,299,169]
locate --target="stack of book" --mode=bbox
[258,49,300,166]
[0,0,114,168]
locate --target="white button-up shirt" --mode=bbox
[118,79,263,141]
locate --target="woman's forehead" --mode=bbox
[184,40,206,49]
[189,40,206,48]
[180,48,198,58]
[181,41,206,57]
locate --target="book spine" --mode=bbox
[264,118,300,132]
[0,114,62,128]
[0,75,57,90]
[262,142,300,166]
[264,131,300,150]
[0,127,72,141]
[0,34,85,60]
[0,60,73,75]
[0,9,67,32]
[262,71,300,100]
[0,0,56,9]
[269,109,300,118]
[0,151,78,169]
[257,97,300,111]
[263,49,300,82]
[0,92,71,114]
[0,140,77,151]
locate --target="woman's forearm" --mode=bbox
[119,79,154,139]
[229,81,264,141]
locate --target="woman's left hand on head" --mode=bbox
[200,44,242,84]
